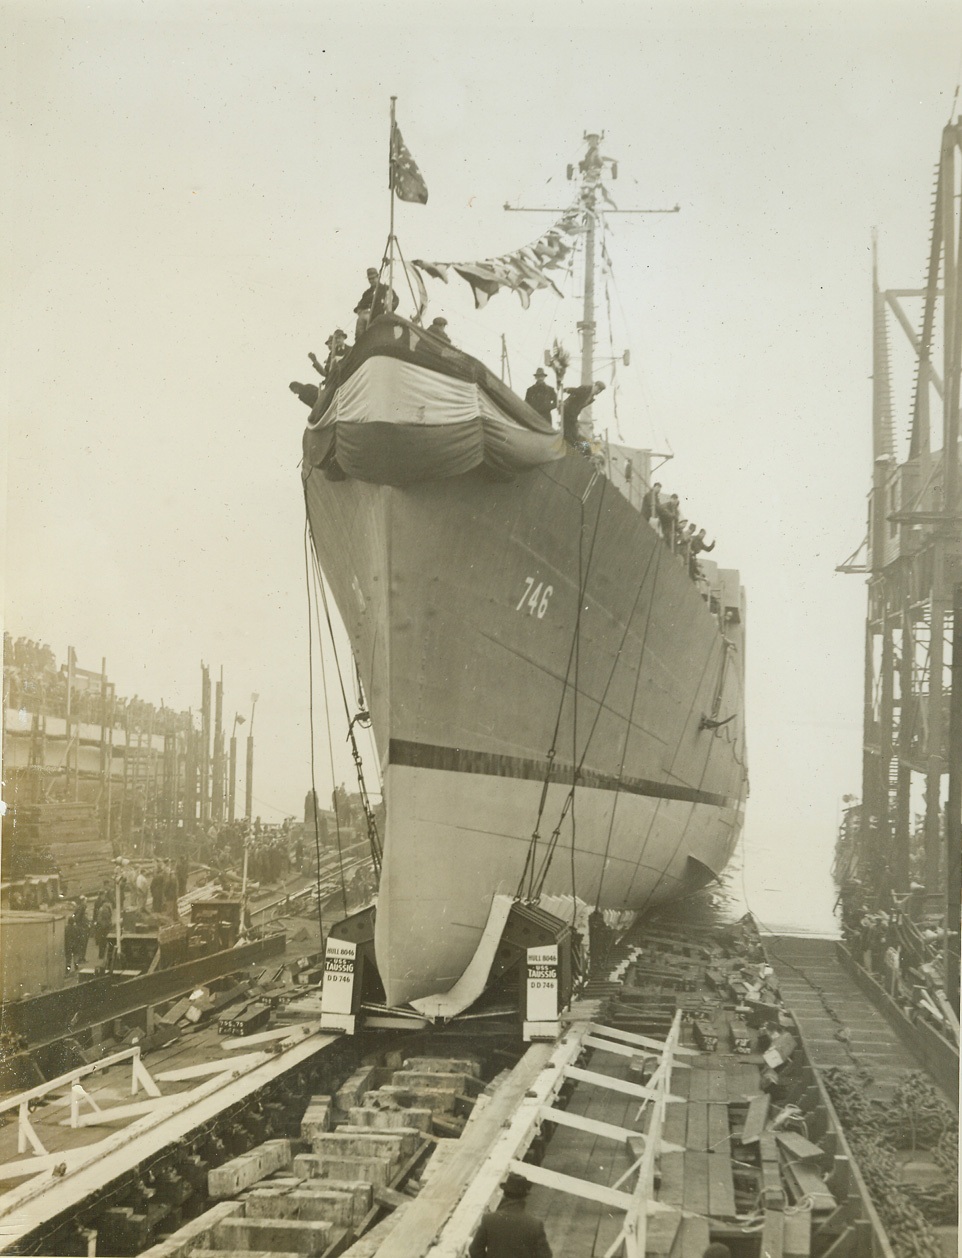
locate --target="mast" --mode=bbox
[580,209,596,389]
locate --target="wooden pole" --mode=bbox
[200,664,211,825]
[388,97,397,301]
[212,669,224,823]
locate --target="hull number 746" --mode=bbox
[516,577,553,619]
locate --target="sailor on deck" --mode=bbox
[561,380,605,445]
[426,316,453,344]
[524,368,557,423]
[468,1173,552,1258]
[354,267,399,339]
[641,482,662,524]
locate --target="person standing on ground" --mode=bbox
[95,896,113,960]
[524,368,557,424]
[468,1172,552,1258]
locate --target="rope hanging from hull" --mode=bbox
[303,484,383,910]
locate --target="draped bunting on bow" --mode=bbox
[413,207,586,310]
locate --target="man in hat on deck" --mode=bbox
[426,316,453,344]
[524,368,557,424]
[353,266,399,339]
[468,1172,552,1258]
[561,380,605,445]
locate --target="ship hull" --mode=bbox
[304,425,747,1007]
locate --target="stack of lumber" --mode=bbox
[2,802,113,894]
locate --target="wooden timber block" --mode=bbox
[774,1131,828,1165]
[401,1056,480,1078]
[374,1186,409,1211]
[738,1093,770,1144]
[293,1151,394,1188]
[729,1017,751,1053]
[191,1251,303,1258]
[307,1179,373,1216]
[299,1097,332,1138]
[331,1125,421,1159]
[212,1214,334,1255]
[335,1067,378,1114]
[707,1151,736,1218]
[758,1133,785,1209]
[244,1188,355,1226]
[367,1083,458,1113]
[391,1069,479,1094]
[692,1022,718,1052]
[781,1161,835,1214]
[348,1105,433,1133]
[208,1141,292,1198]
[312,1128,413,1161]
[138,1202,245,1258]
[783,1206,812,1257]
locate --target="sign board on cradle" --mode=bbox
[524,943,559,1041]
[320,937,357,1034]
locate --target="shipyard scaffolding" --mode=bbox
[839,121,962,1006]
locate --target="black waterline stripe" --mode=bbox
[388,739,734,809]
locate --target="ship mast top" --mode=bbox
[506,133,679,415]
[568,132,618,390]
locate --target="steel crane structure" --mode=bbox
[841,121,962,976]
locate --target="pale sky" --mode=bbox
[4,1,961,935]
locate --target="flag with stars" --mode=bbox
[391,123,428,204]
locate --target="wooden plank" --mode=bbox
[705,1072,727,1103]
[739,1094,770,1144]
[539,1105,640,1146]
[156,1054,269,1081]
[783,1205,812,1257]
[658,1152,685,1208]
[707,1152,736,1218]
[670,1215,710,1258]
[662,1097,687,1148]
[220,1023,320,1050]
[564,1065,682,1103]
[687,1071,710,1103]
[508,1160,632,1210]
[707,1104,729,1154]
[681,1152,709,1216]
[62,1098,173,1127]
[761,1210,785,1258]
[587,1023,697,1056]
[645,1208,681,1256]
[774,1131,827,1163]
[686,1104,709,1152]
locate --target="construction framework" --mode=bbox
[840,121,962,990]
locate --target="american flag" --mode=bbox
[391,124,428,205]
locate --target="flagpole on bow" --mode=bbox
[387,96,397,300]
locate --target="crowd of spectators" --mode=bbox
[3,634,193,733]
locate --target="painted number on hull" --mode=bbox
[516,577,553,619]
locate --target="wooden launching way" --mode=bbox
[1,914,956,1257]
